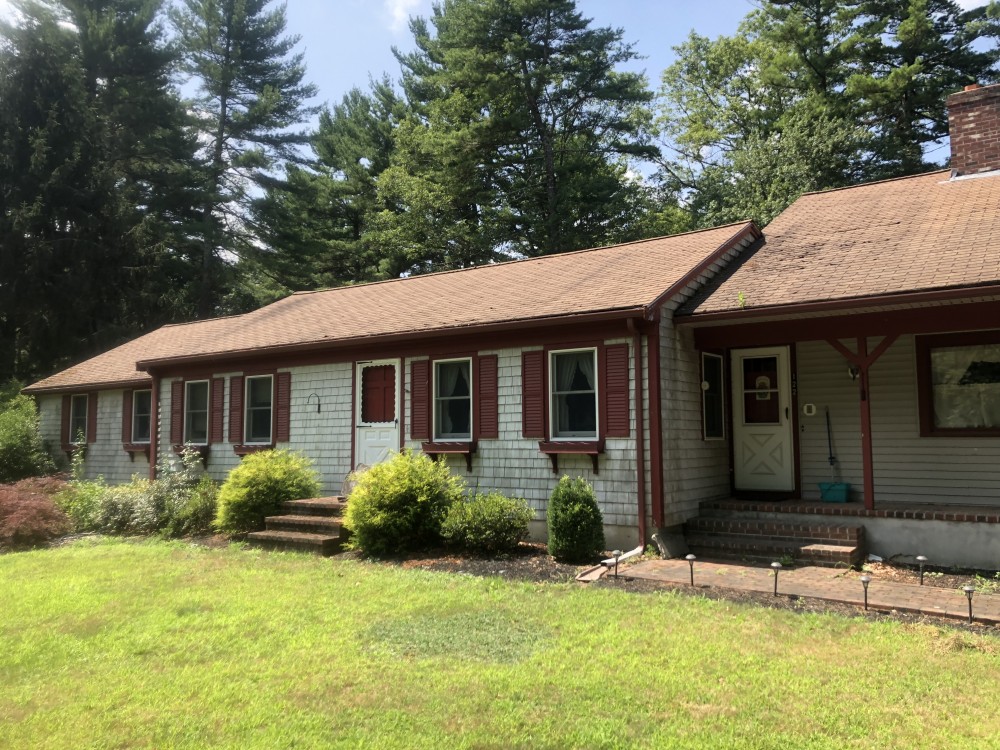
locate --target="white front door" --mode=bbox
[731,346,795,492]
[355,360,400,469]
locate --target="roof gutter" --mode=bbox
[676,282,1000,326]
[136,307,645,371]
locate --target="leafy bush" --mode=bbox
[546,476,605,563]
[163,474,218,537]
[54,475,106,532]
[214,449,320,533]
[344,450,464,556]
[0,483,71,549]
[0,394,55,483]
[441,491,534,554]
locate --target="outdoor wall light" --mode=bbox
[771,561,782,596]
[612,550,623,578]
[963,585,976,623]
[306,393,322,413]
[916,555,928,585]
[685,554,696,586]
[860,575,871,610]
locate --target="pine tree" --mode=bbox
[172,0,318,316]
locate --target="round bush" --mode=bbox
[0,394,55,483]
[441,491,534,554]
[546,475,605,563]
[214,450,320,533]
[0,484,70,549]
[344,450,464,556]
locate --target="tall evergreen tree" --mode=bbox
[380,0,658,270]
[172,0,318,316]
[0,0,199,380]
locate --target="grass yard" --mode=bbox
[2,540,999,750]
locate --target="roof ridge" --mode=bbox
[160,313,246,329]
[795,169,950,199]
[287,221,757,299]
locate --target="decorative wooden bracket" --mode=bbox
[122,443,151,462]
[537,440,605,474]
[233,443,274,457]
[422,441,477,472]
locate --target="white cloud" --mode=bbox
[0,0,15,20]
[383,0,426,34]
[954,0,989,8]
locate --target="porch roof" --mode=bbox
[679,170,1000,319]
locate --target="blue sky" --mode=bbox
[285,0,760,110]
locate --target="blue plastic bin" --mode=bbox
[818,482,850,502]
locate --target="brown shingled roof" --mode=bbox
[682,170,1000,317]
[27,222,757,390]
[23,315,246,394]
[134,222,757,367]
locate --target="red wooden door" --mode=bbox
[361,364,396,423]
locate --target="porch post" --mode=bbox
[857,338,875,511]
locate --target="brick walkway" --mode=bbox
[626,559,1000,625]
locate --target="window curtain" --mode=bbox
[438,363,464,435]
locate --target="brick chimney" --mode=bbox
[947,83,1000,177]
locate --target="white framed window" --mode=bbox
[132,389,152,444]
[550,348,598,439]
[245,375,273,444]
[702,353,725,440]
[434,359,472,441]
[184,380,209,445]
[69,394,88,443]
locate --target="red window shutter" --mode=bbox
[410,360,429,440]
[476,355,499,439]
[86,392,98,444]
[61,395,71,445]
[521,350,545,439]
[122,390,133,442]
[170,381,184,444]
[603,344,630,437]
[210,378,225,444]
[275,372,291,442]
[229,376,244,444]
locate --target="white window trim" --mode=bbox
[184,380,210,446]
[131,389,152,445]
[69,393,88,444]
[244,374,274,445]
[702,352,726,441]
[432,357,473,442]
[549,347,599,441]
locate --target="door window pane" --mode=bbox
[742,356,779,424]
[702,353,725,439]
[361,365,396,423]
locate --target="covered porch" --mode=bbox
[682,295,1000,568]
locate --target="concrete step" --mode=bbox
[281,497,346,517]
[246,529,344,556]
[265,514,346,535]
[686,533,862,568]
[685,517,864,545]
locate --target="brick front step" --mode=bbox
[685,517,864,545]
[246,530,344,556]
[686,534,862,568]
[281,497,346,517]
[264,514,346,535]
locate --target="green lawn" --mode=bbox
[2,539,999,750]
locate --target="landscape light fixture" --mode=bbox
[612,550,623,579]
[771,561,782,596]
[859,575,871,610]
[685,554,696,586]
[916,555,928,585]
[963,585,976,624]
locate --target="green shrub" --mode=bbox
[0,394,55,483]
[0,484,70,549]
[163,475,218,537]
[546,476,605,563]
[441,491,534,554]
[344,450,464,556]
[97,480,150,534]
[214,450,320,533]
[53,476,106,532]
